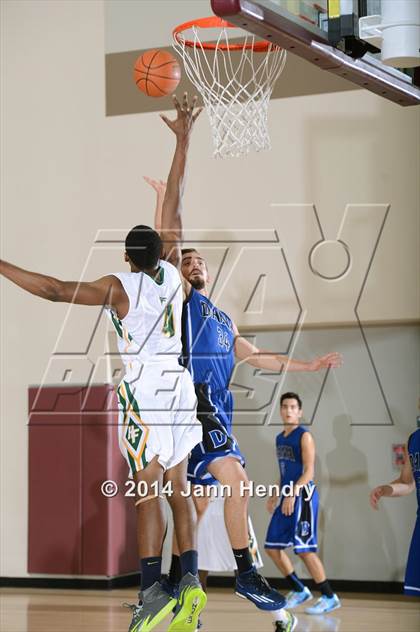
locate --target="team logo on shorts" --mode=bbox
[209,429,228,449]
[300,521,311,538]
[125,416,144,452]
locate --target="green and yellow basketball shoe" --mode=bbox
[125,582,176,632]
[167,573,207,632]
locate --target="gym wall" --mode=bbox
[1,0,418,580]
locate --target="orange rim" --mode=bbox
[173,16,278,52]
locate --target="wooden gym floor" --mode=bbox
[1,587,419,632]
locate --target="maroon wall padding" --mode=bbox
[28,385,138,577]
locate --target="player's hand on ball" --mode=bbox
[370,485,387,510]
[281,496,296,516]
[160,93,203,140]
[143,176,167,196]
[309,352,343,371]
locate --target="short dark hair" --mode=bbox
[181,248,198,257]
[280,392,302,409]
[125,225,162,269]
[181,248,208,270]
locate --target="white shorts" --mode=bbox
[197,491,263,572]
[116,360,202,475]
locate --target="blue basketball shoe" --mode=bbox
[305,594,341,614]
[235,568,286,610]
[285,586,313,608]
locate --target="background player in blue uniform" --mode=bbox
[370,428,420,597]
[265,393,341,615]
[149,92,342,632]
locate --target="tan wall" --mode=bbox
[105,0,211,53]
[233,326,419,581]
[1,0,419,578]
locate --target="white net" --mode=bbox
[173,25,287,159]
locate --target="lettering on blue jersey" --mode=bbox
[277,445,296,462]
[217,326,231,351]
[208,429,229,449]
[200,301,233,331]
[409,451,420,473]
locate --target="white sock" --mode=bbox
[270,609,288,624]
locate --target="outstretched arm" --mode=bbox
[370,445,415,509]
[233,323,342,372]
[159,93,202,269]
[0,259,128,316]
[145,174,191,299]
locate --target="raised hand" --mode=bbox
[143,176,167,197]
[160,92,203,141]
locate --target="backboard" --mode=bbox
[211,0,420,106]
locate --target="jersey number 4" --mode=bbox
[162,304,175,338]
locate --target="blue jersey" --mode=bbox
[408,428,420,514]
[276,426,309,485]
[181,289,235,393]
[266,425,318,553]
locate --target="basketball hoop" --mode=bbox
[173,17,287,159]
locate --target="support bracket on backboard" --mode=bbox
[211,0,420,106]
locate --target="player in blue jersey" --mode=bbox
[265,392,341,617]
[370,428,420,597]
[150,93,341,632]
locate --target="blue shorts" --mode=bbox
[188,384,245,486]
[265,486,319,554]
[404,516,420,597]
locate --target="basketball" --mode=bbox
[133,49,181,97]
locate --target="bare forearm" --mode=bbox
[294,469,314,490]
[267,479,281,511]
[235,333,341,372]
[247,351,312,372]
[161,138,189,238]
[375,480,414,500]
[387,477,415,497]
[154,192,165,233]
[159,94,201,265]
[0,260,120,307]
[0,259,61,301]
